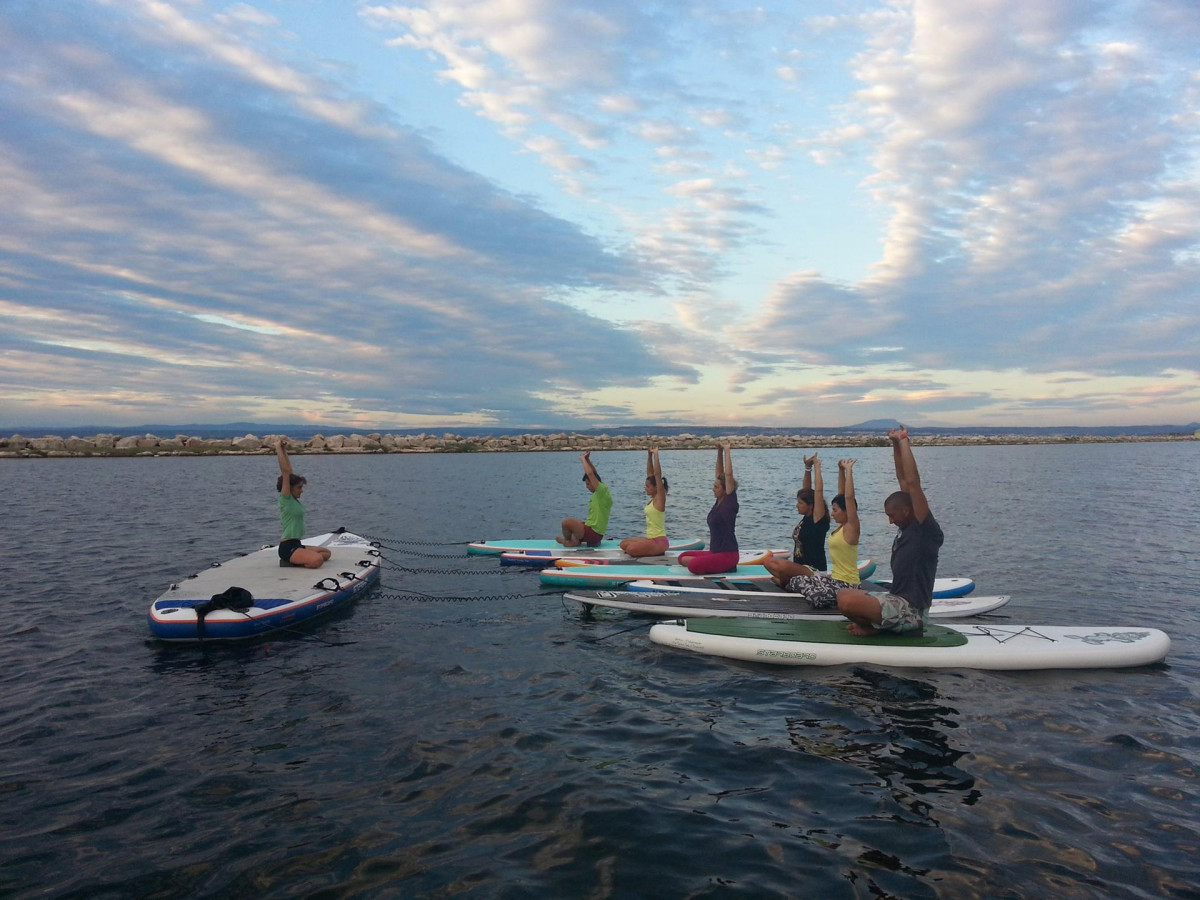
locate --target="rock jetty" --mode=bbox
[0,430,1193,458]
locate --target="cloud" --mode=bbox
[753,0,1200,386]
[0,1,695,427]
[1,0,1196,430]
[733,370,1001,425]
[215,5,279,29]
[360,0,788,297]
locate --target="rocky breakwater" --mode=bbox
[1,431,871,458]
[1,430,1193,459]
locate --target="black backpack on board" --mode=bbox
[193,586,254,639]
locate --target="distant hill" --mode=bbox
[5,420,1198,439]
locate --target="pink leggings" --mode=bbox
[677,550,741,575]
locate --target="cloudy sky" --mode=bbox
[2,0,1198,430]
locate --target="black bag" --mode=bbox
[193,586,254,638]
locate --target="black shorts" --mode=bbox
[278,539,302,562]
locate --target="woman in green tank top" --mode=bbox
[275,438,332,569]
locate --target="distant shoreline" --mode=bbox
[2,430,1196,458]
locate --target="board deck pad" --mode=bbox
[684,617,969,647]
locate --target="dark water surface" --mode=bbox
[2,444,1199,898]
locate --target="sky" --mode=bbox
[1,0,1198,431]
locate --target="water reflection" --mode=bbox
[787,668,980,818]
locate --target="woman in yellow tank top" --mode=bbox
[827,458,861,586]
[620,448,670,558]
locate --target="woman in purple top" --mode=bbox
[678,443,740,575]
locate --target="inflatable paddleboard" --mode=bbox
[566,588,1010,620]
[148,531,380,641]
[628,574,971,600]
[556,549,776,568]
[467,537,704,556]
[649,619,1170,670]
[541,558,882,590]
[867,576,974,598]
[500,547,783,568]
[539,563,775,589]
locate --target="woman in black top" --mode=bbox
[764,452,830,586]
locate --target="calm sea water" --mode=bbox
[2,443,1199,898]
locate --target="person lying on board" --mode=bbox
[677,443,740,575]
[763,451,831,584]
[275,437,332,569]
[765,458,863,608]
[619,448,670,558]
[558,450,612,547]
[836,428,942,636]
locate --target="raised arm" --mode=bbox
[890,429,907,490]
[888,427,930,522]
[720,443,738,493]
[802,452,816,492]
[810,456,826,522]
[580,451,600,490]
[839,458,860,545]
[275,437,296,498]
[650,448,666,510]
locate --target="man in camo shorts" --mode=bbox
[835,427,943,635]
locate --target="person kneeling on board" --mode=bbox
[619,448,670,558]
[763,451,831,583]
[558,451,612,547]
[836,428,942,636]
[275,437,332,569]
[767,458,863,609]
[676,443,740,575]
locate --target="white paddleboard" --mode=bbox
[565,588,1011,620]
[626,575,974,602]
[624,573,971,599]
[649,619,1170,670]
[539,563,774,589]
[540,559,880,590]
[148,531,380,641]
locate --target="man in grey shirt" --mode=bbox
[835,427,943,635]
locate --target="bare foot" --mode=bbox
[555,536,567,545]
[846,622,880,636]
